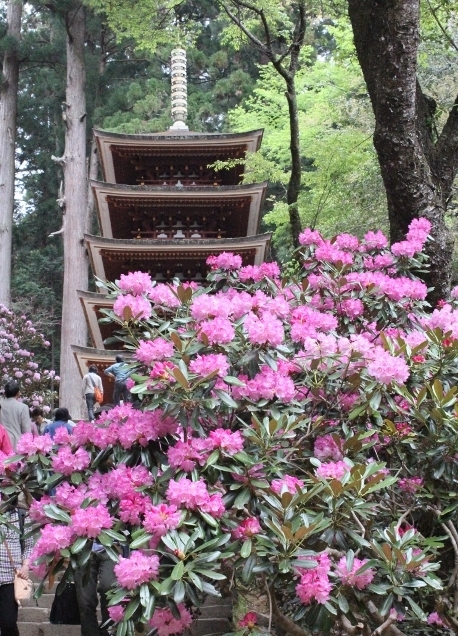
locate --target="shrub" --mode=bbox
[0,305,58,411]
[2,218,458,636]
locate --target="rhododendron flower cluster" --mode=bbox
[166,478,225,516]
[296,554,333,605]
[335,557,375,589]
[114,551,160,589]
[149,604,193,636]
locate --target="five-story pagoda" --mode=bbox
[72,49,271,397]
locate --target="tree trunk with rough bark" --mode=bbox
[58,4,89,419]
[0,0,22,307]
[285,77,303,248]
[347,0,458,302]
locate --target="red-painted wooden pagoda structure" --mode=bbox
[72,49,271,391]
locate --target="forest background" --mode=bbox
[1,0,457,371]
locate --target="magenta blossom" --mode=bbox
[149,604,193,636]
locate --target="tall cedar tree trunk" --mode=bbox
[347,0,458,302]
[220,0,305,248]
[59,4,89,418]
[0,0,22,307]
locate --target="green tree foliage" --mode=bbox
[226,34,387,261]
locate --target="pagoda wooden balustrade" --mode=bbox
[131,229,227,240]
[134,165,223,187]
[136,177,223,187]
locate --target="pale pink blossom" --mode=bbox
[118,271,153,295]
[316,461,350,480]
[335,556,375,589]
[113,294,152,320]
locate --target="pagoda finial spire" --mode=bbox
[169,48,188,131]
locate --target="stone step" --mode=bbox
[16,623,81,636]
[22,593,55,609]
[18,606,49,622]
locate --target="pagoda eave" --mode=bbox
[78,290,120,350]
[91,180,268,240]
[84,233,272,286]
[94,128,264,184]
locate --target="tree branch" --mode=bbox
[270,586,311,636]
[219,1,269,56]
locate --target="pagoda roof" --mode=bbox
[94,128,263,185]
[78,290,121,350]
[91,180,268,240]
[85,233,272,286]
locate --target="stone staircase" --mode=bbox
[18,577,232,636]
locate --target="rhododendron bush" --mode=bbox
[4,218,458,636]
[0,304,58,410]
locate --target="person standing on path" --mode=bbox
[104,355,132,406]
[0,501,34,636]
[81,365,103,422]
[30,407,51,434]
[43,407,73,439]
[0,381,31,450]
[74,546,116,636]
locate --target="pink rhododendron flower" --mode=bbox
[71,503,112,538]
[315,242,354,265]
[271,475,304,495]
[113,294,151,320]
[208,429,244,455]
[148,284,181,308]
[17,432,53,456]
[135,338,174,365]
[239,612,258,628]
[207,252,242,270]
[244,311,284,346]
[232,517,261,539]
[399,477,423,493]
[108,606,125,624]
[149,604,192,636]
[167,440,208,472]
[296,554,333,605]
[335,557,375,589]
[239,262,280,281]
[52,446,91,475]
[298,228,324,246]
[191,293,232,320]
[114,551,160,589]
[314,435,344,462]
[233,367,295,403]
[199,317,235,344]
[427,613,445,626]
[334,233,360,251]
[367,350,410,385]
[118,492,150,524]
[189,353,229,378]
[316,461,350,480]
[340,298,364,319]
[54,483,88,511]
[31,523,75,558]
[118,271,153,295]
[143,504,182,536]
[166,478,225,516]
